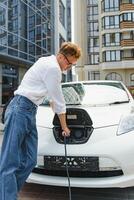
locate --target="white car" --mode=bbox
[28,80,134,188]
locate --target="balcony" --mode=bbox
[122,57,134,60]
[120,3,134,12]
[101,60,134,70]
[121,39,134,47]
[122,49,134,61]
[120,21,134,29]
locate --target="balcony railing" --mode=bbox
[120,3,134,12]
[120,21,134,29]
[122,57,134,60]
[121,39,134,47]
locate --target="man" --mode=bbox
[0,42,81,200]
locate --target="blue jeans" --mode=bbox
[0,95,38,200]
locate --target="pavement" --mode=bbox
[18,183,134,200]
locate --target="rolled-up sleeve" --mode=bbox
[43,67,66,114]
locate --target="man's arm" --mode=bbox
[49,102,70,136]
[58,113,70,136]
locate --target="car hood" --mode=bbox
[36,103,133,129]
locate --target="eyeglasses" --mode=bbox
[61,53,74,66]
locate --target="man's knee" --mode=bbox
[29,157,37,170]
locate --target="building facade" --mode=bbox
[0,0,71,105]
[73,0,134,94]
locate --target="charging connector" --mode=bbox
[64,136,72,200]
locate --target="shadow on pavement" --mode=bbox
[19,183,134,200]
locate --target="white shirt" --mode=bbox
[14,55,66,114]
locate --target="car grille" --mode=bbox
[53,108,93,144]
[33,156,123,178]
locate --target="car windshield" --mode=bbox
[42,82,130,106]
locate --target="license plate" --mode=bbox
[44,156,99,171]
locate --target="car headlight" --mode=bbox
[117,114,134,135]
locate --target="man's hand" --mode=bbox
[62,126,71,137]
[58,113,71,137]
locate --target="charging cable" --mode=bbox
[64,136,72,200]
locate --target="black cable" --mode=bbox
[64,136,72,200]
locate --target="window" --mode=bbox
[42,23,47,36]
[132,13,134,21]
[88,6,98,15]
[0,7,6,26]
[105,72,122,81]
[12,35,18,45]
[88,71,100,80]
[121,31,134,40]
[120,12,134,22]
[111,33,115,43]
[12,0,18,5]
[42,39,47,49]
[89,22,99,32]
[13,19,18,30]
[131,31,134,39]
[130,74,134,85]
[8,33,18,47]
[109,16,115,26]
[88,5,98,21]
[122,49,134,59]
[36,0,41,9]
[36,12,41,25]
[36,26,41,40]
[93,6,98,15]
[93,38,99,47]
[102,0,119,12]
[12,5,18,16]
[29,30,35,41]
[29,43,35,54]
[29,16,35,29]
[103,50,121,62]
[121,0,131,3]
[36,41,41,55]
[88,38,99,48]
[102,33,120,46]
[0,29,7,46]
[88,54,99,64]
[121,31,131,39]
[102,16,119,29]
[87,0,98,5]
[47,37,51,52]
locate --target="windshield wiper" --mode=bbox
[66,103,81,105]
[109,100,129,105]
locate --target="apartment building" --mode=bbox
[73,0,134,94]
[0,0,71,105]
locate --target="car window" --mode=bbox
[62,87,81,105]
[42,83,84,106]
